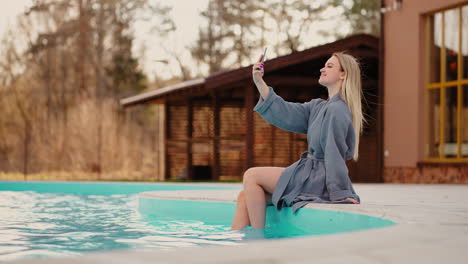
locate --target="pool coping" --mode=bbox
[8,183,468,264]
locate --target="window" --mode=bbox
[425,4,468,161]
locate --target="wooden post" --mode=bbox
[157,104,166,181]
[187,99,193,180]
[164,102,170,180]
[212,92,220,180]
[245,85,255,170]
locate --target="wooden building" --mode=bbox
[121,34,381,182]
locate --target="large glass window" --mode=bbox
[426,4,468,161]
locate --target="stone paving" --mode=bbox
[11,183,468,264]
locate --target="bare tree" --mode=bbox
[0,0,175,180]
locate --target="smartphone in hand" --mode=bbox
[262,47,267,63]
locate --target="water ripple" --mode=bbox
[0,191,244,261]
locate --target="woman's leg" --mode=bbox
[236,167,284,230]
[231,191,250,230]
[231,191,272,230]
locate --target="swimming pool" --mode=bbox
[0,182,396,261]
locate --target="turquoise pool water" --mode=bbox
[0,182,396,261]
[139,198,396,238]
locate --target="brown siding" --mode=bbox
[193,103,213,138]
[167,105,188,179]
[167,102,249,180]
[254,112,308,169]
[220,106,245,179]
[220,106,244,137]
[169,105,187,140]
[220,140,245,179]
[192,102,214,172]
[167,141,187,180]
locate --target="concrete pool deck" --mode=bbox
[12,183,468,264]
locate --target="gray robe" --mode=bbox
[253,86,360,214]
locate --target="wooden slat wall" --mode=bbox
[192,103,214,171]
[220,106,246,180]
[253,113,271,167]
[254,113,308,168]
[167,92,380,182]
[220,139,245,179]
[165,83,379,182]
[193,104,213,138]
[167,141,187,180]
[169,105,187,140]
[167,105,187,179]
[167,102,248,180]
[220,106,244,138]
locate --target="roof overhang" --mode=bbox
[120,78,205,107]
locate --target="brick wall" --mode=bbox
[384,166,468,183]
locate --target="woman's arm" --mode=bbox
[252,54,269,100]
[253,86,320,134]
[251,54,321,134]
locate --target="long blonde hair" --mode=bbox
[333,52,366,162]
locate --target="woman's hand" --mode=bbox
[252,54,269,100]
[252,54,265,84]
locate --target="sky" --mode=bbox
[134,0,211,80]
[1,0,33,37]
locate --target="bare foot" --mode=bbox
[343,197,360,204]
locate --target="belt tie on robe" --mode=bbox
[271,151,322,211]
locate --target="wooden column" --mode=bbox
[212,92,220,180]
[245,85,255,170]
[158,104,166,181]
[187,99,193,180]
[164,102,170,180]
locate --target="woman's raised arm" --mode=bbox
[252,54,269,100]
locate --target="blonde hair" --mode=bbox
[332,52,367,162]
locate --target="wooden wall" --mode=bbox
[164,85,380,182]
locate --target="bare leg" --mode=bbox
[240,167,284,230]
[231,191,249,230]
[244,176,268,229]
[231,191,272,230]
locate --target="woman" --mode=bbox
[231,52,364,230]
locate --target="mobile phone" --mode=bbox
[262,47,267,63]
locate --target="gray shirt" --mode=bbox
[253,86,360,213]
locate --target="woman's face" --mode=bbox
[318,56,345,87]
